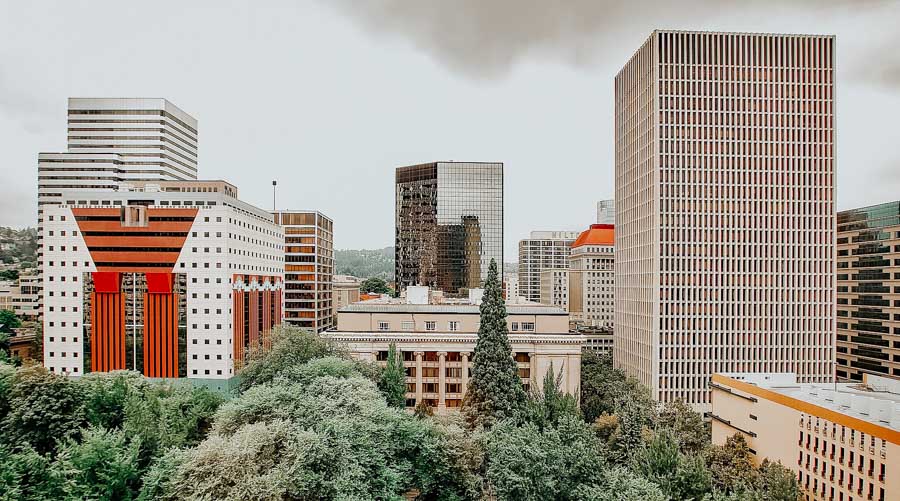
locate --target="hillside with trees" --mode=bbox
[0,227,38,270]
[334,246,394,280]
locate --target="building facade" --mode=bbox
[569,224,615,329]
[712,373,900,501]
[332,274,361,328]
[836,201,900,381]
[41,181,283,381]
[503,272,520,301]
[327,287,582,412]
[518,231,580,303]
[37,98,199,315]
[615,31,836,409]
[0,274,40,320]
[395,162,503,295]
[272,211,334,332]
[539,269,568,310]
[597,199,616,225]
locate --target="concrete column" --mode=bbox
[437,351,447,409]
[414,351,424,405]
[461,352,470,397]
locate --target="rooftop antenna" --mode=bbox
[272,180,277,212]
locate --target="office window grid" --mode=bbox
[616,31,835,408]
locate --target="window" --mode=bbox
[511,322,519,331]
[401,321,414,331]
[378,321,390,331]
[425,321,436,331]
[448,321,460,331]
[521,322,535,331]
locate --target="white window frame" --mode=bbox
[378,321,390,331]
[448,321,460,332]
[401,321,415,331]
[425,321,436,331]
[521,322,535,332]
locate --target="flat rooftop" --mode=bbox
[717,373,900,432]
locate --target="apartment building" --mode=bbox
[395,162,503,295]
[568,224,615,329]
[711,373,900,501]
[615,31,836,409]
[0,274,40,320]
[836,201,900,381]
[272,211,334,332]
[41,180,283,381]
[503,272,520,301]
[327,286,582,412]
[518,231,580,303]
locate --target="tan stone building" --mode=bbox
[326,286,583,412]
[712,373,900,501]
[332,275,361,327]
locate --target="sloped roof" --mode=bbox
[571,224,614,248]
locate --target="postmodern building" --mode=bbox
[332,275,361,328]
[395,162,503,295]
[615,31,836,409]
[539,269,568,310]
[597,199,616,225]
[40,180,283,381]
[272,211,334,332]
[711,373,900,501]
[836,201,900,381]
[518,231,580,303]
[568,224,615,330]
[36,98,199,314]
[326,286,582,412]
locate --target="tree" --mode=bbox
[462,259,526,428]
[1,365,87,454]
[706,433,758,494]
[580,350,654,424]
[0,269,19,281]
[525,361,580,430]
[657,398,709,455]
[0,310,21,333]
[633,429,712,500]
[359,276,391,294]
[238,324,340,392]
[756,459,800,501]
[378,343,406,408]
[52,427,142,500]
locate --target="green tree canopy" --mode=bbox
[378,343,406,408]
[359,276,392,294]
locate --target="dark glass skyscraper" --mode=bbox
[395,161,503,295]
[836,201,900,381]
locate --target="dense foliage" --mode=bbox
[0,227,38,267]
[360,276,393,295]
[0,323,802,500]
[334,246,394,280]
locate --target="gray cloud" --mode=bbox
[323,0,897,83]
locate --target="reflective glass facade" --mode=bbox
[836,201,900,381]
[395,162,503,294]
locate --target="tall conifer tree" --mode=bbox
[462,259,525,427]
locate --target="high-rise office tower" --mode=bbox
[615,31,836,409]
[272,211,334,332]
[597,200,616,225]
[518,231,580,303]
[395,162,503,295]
[836,201,900,381]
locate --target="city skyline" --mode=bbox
[3,1,900,261]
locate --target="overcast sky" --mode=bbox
[1,0,899,260]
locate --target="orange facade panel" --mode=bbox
[143,292,179,378]
[82,236,192,248]
[74,221,195,233]
[89,251,182,263]
[90,291,126,372]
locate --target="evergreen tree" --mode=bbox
[379,343,406,408]
[462,259,525,428]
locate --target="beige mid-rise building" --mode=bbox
[326,286,582,412]
[568,224,615,330]
[539,269,568,310]
[519,231,580,303]
[615,31,836,410]
[332,275,361,328]
[712,373,900,501]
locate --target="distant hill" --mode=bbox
[0,227,38,269]
[335,246,394,281]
